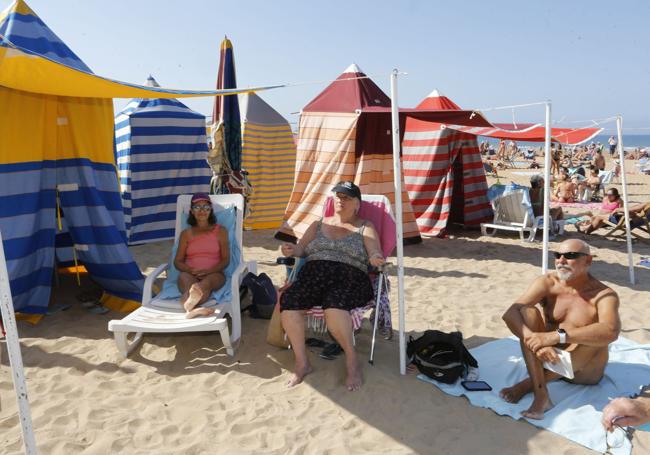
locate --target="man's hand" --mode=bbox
[524,331,558,353]
[535,346,560,364]
[602,397,650,431]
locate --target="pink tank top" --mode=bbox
[601,200,621,212]
[185,225,221,270]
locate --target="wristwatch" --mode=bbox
[557,328,567,344]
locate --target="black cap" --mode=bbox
[332,181,361,200]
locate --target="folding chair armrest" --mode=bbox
[143,263,167,306]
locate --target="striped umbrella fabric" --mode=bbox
[0,0,144,313]
[212,37,242,171]
[450,124,603,145]
[115,77,212,244]
[239,93,296,230]
[403,91,492,237]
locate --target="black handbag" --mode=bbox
[407,330,478,384]
[241,272,277,319]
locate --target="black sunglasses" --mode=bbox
[552,251,589,260]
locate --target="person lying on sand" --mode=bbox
[575,188,623,234]
[500,239,621,420]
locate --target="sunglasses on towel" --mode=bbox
[552,251,589,260]
[191,204,212,211]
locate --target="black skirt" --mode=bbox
[280,260,373,312]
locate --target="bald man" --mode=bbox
[500,239,621,419]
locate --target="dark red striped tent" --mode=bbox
[277,64,423,244]
[403,90,493,237]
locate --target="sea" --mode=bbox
[483,134,650,150]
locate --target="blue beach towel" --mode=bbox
[417,337,650,454]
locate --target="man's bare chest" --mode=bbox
[545,292,598,328]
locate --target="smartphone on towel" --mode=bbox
[461,380,492,391]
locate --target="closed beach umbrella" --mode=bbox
[212,36,242,171]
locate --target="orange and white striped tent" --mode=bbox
[403,90,492,237]
[276,64,422,244]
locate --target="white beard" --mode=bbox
[556,266,574,281]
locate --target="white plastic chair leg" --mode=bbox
[114,331,143,358]
[219,325,234,356]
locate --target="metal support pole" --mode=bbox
[542,101,552,273]
[616,116,635,284]
[390,69,407,375]
[0,230,37,454]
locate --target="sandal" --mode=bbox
[320,342,343,360]
[306,337,327,348]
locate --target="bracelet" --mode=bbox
[370,252,384,259]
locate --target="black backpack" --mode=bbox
[407,330,478,384]
[240,272,277,319]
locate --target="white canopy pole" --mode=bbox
[616,116,635,284]
[0,230,37,455]
[542,101,552,273]
[390,69,406,375]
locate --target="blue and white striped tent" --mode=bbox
[0,0,144,314]
[115,76,212,244]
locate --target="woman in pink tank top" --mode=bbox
[174,193,230,318]
[576,187,624,234]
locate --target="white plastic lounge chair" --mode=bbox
[108,194,256,357]
[480,190,564,242]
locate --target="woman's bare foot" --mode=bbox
[183,285,202,313]
[499,380,531,404]
[521,396,554,420]
[186,307,215,319]
[287,362,313,387]
[345,358,363,391]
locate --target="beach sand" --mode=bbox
[2,165,650,454]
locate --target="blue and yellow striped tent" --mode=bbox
[0,0,281,314]
[0,0,144,313]
[115,77,212,245]
[239,93,296,230]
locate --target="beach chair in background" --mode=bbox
[604,203,650,243]
[280,194,396,363]
[483,161,499,179]
[108,194,256,357]
[480,189,564,242]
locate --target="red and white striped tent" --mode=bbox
[403,90,493,237]
[276,64,423,244]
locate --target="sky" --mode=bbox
[4,0,650,134]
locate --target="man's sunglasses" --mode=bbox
[552,251,589,260]
[191,204,212,211]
